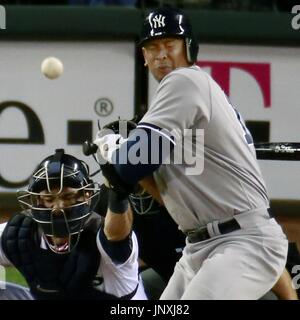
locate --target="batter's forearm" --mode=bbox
[113,127,174,185]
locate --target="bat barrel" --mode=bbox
[255,142,300,160]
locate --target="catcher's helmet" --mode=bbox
[18,149,99,254]
[139,8,199,64]
[28,149,92,193]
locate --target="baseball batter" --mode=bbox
[94,8,288,299]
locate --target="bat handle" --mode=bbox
[82,141,98,156]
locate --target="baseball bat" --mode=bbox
[255,142,300,160]
[83,140,300,161]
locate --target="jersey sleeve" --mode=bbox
[0,223,13,266]
[140,69,211,136]
[96,230,141,298]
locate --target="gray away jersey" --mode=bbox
[139,65,269,232]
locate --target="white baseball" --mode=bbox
[41,56,64,79]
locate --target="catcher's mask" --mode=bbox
[129,187,161,215]
[18,149,100,254]
[139,7,199,64]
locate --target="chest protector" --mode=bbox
[1,213,121,300]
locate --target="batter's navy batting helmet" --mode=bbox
[18,149,99,254]
[139,8,199,64]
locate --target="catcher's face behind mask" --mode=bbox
[18,149,100,254]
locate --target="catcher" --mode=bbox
[0,149,146,300]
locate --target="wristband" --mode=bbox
[108,188,129,214]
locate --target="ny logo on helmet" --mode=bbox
[149,14,166,29]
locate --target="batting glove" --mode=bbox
[94,133,127,164]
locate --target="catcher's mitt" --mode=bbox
[100,162,136,199]
[99,118,137,139]
[82,118,138,197]
[96,117,138,198]
[82,118,137,156]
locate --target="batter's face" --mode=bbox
[142,37,190,82]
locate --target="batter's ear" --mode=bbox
[142,47,148,67]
